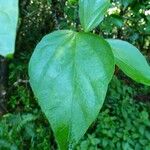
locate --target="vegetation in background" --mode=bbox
[0,0,150,149]
[0,77,150,150]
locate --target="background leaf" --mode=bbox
[29,30,114,149]
[107,39,150,86]
[79,0,110,32]
[0,0,19,57]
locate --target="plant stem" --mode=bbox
[0,56,8,115]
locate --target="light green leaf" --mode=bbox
[0,0,19,57]
[29,30,114,149]
[79,0,110,32]
[107,39,150,86]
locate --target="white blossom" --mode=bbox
[145,10,150,16]
[107,7,120,15]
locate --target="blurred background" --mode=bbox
[0,0,150,149]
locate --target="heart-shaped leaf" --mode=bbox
[0,0,18,57]
[107,39,150,85]
[79,0,110,32]
[29,30,115,149]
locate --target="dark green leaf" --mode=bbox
[110,15,124,27]
[29,30,114,149]
[79,0,110,32]
[120,0,134,7]
[107,39,150,86]
[47,0,51,4]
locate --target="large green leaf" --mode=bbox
[79,0,110,32]
[29,30,114,149]
[107,39,150,86]
[0,0,18,57]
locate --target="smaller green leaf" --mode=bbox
[79,0,110,32]
[110,15,124,27]
[107,39,150,86]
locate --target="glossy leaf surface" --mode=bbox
[107,39,150,86]
[79,0,110,32]
[29,30,114,149]
[0,0,18,57]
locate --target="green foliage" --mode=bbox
[28,0,150,149]
[0,112,54,150]
[0,113,38,150]
[68,0,78,5]
[79,0,110,32]
[107,39,150,85]
[0,77,150,149]
[29,30,114,149]
[76,77,150,150]
[0,0,150,149]
[100,0,150,52]
[0,0,18,57]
